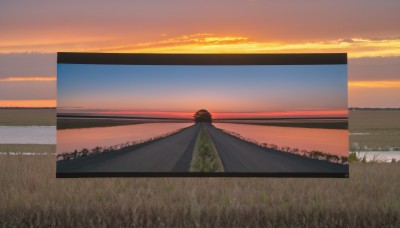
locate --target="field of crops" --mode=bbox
[349,110,400,151]
[1,155,399,227]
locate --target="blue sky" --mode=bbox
[57,64,347,115]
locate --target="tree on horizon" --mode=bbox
[193,109,212,123]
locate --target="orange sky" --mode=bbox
[0,100,56,108]
[0,0,399,108]
[93,109,348,119]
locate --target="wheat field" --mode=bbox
[1,155,399,227]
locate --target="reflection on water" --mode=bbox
[0,126,56,144]
[57,123,193,153]
[213,123,348,157]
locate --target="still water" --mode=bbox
[213,123,348,157]
[0,126,56,144]
[57,123,193,153]
[356,151,400,162]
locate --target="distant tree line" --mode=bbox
[0,107,55,109]
[349,107,400,110]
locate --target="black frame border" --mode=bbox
[57,171,349,178]
[58,53,347,65]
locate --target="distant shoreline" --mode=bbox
[1,107,400,111]
[349,107,400,110]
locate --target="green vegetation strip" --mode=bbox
[190,125,224,172]
[0,144,55,153]
[0,108,56,126]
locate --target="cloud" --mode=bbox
[1,33,399,59]
[348,56,400,81]
[97,34,400,59]
[0,53,56,77]
[0,100,56,108]
[0,77,56,82]
[96,33,249,52]
[349,80,400,88]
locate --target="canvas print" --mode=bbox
[56,54,349,177]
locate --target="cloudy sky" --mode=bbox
[0,0,399,108]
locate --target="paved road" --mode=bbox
[58,123,348,174]
[205,124,348,173]
[57,124,200,173]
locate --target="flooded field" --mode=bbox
[213,123,348,157]
[356,151,400,162]
[57,122,193,154]
[0,126,56,144]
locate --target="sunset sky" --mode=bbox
[58,64,347,118]
[0,0,399,108]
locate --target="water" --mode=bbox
[57,123,193,153]
[0,152,52,156]
[0,126,56,144]
[213,123,348,157]
[356,151,400,162]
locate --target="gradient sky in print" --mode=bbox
[58,64,347,118]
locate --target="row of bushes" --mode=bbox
[220,129,348,164]
[56,128,186,161]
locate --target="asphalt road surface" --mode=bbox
[58,123,348,174]
[57,124,200,173]
[205,124,348,173]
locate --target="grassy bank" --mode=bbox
[57,118,142,130]
[0,144,55,153]
[215,121,347,129]
[1,155,399,227]
[0,108,55,126]
[190,125,224,172]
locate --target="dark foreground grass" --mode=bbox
[1,155,399,227]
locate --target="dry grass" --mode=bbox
[349,110,400,131]
[0,108,56,126]
[0,144,55,153]
[1,155,399,227]
[349,110,400,150]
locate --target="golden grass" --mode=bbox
[0,144,55,153]
[1,155,399,227]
